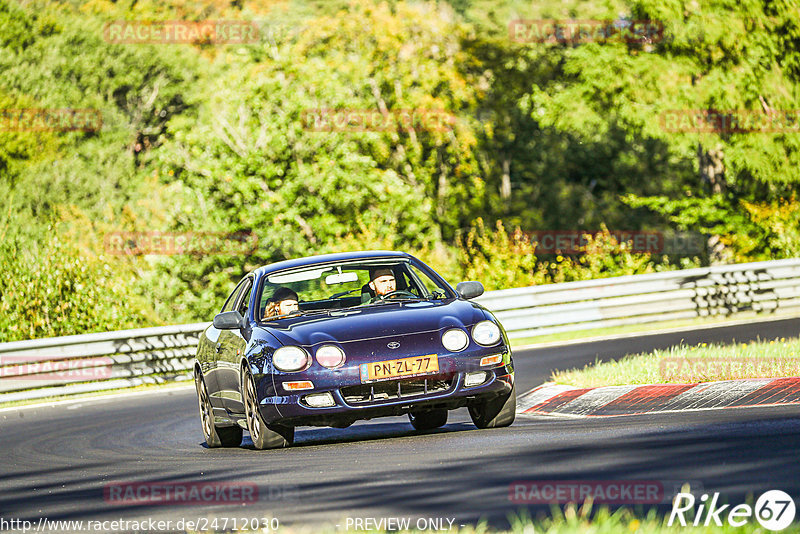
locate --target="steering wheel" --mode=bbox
[377,290,418,300]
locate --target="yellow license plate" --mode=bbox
[359,354,439,383]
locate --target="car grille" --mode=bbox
[341,377,454,405]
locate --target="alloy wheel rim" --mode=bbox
[246,375,261,442]
[196,376,213,438]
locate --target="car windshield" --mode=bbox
[257,259,453,321]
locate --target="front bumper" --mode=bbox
[256,353,514,427]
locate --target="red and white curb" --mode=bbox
[517,377,800,417]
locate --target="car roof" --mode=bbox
[253,250,414,277]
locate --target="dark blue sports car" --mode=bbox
[194,251,515,449]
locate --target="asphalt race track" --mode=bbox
[2,317,799,530]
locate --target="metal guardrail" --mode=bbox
[1,258,799,403]
[475,258,800,339]
[0,323,208,403]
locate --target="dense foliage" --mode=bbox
[1,0,797,340]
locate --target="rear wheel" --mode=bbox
[242,368,294,450]
[469,382,516,429]
[409,409,448,431]
[195,373,242,448]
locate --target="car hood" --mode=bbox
[257,299,487,347]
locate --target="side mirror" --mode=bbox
[213,310,246,330]
[456,281,484,300]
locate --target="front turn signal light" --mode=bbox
[480,354,503,367]
[283,380,314,391]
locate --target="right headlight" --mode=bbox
[273,346,311,372]
[315,345,346,368]
[442,328,469,352]
[472,320,501,346]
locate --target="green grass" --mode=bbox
[205,505,800,533]
[552,336,800,388]
[503,505,797,533]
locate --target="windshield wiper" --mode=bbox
[329,288,362,299]
[365,297,425,307]
[261,309,329,321]
[297,309,331,316]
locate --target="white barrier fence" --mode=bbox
[1,258,799,402]
[0,323,208,403]
[475,258,800,339]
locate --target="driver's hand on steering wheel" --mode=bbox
[370,289,418,303]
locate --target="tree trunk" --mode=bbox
[500,156,511,200]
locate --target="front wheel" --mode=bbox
[242,369,294,450]
[469,382,516,429]
[195,373,242,448]
[409,409,448,431]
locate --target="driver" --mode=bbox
[368,267,396,298]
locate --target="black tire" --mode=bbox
[242,369,294,450]
[195,373,243,448]
[409,409,448,431]
[468,382,516,429]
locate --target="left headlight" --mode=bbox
[442,328,469,352]
[273,346,311,372]
[472,320,501,346]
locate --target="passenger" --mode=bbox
[263,287,300,318]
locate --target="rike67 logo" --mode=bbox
[669,490,796,531]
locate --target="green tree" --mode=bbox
[512,0,800,260]
[146,0,492,317]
